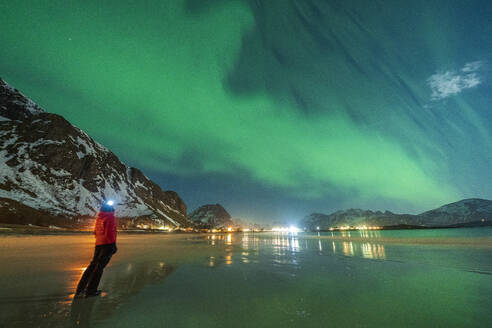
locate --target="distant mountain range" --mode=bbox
[0,78,190,228]
[302,198,492,230]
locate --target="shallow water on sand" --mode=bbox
[0,228,491,327]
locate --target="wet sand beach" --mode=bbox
[1,229,491,327]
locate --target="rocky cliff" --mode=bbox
[0,78,189,228]
[189,203,232,229]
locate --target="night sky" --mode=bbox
[1,0,491,223]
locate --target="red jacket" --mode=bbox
[94,210,117,245]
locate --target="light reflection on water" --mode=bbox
[358,230,382,239]
[338,240,386,259]
[361,243,386,259]
[255,232,386,261]
[204,232,387,268]
[342,241,354,256]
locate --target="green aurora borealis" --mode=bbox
[1,0,491,222]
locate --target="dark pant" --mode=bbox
[76,243,117,295]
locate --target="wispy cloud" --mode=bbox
[461,61,483,72]
[428,61,483,100]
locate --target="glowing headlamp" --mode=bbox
[106,200,114,206]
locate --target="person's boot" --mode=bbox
[85,290,102,298]
[74,291,85,299]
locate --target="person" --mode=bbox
[75,201,118,297]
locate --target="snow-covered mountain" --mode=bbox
[189,204,232,229]
[0,78,189,228]
[419,198,492,226]
[303,209,416,230]
[302,199,492,230]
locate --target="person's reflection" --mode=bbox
[70,261,175,327]
[70,296,97,327]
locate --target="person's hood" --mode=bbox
[99,204,115,213]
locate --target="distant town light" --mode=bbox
[271,226,300,233]
[288,226,300,233]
